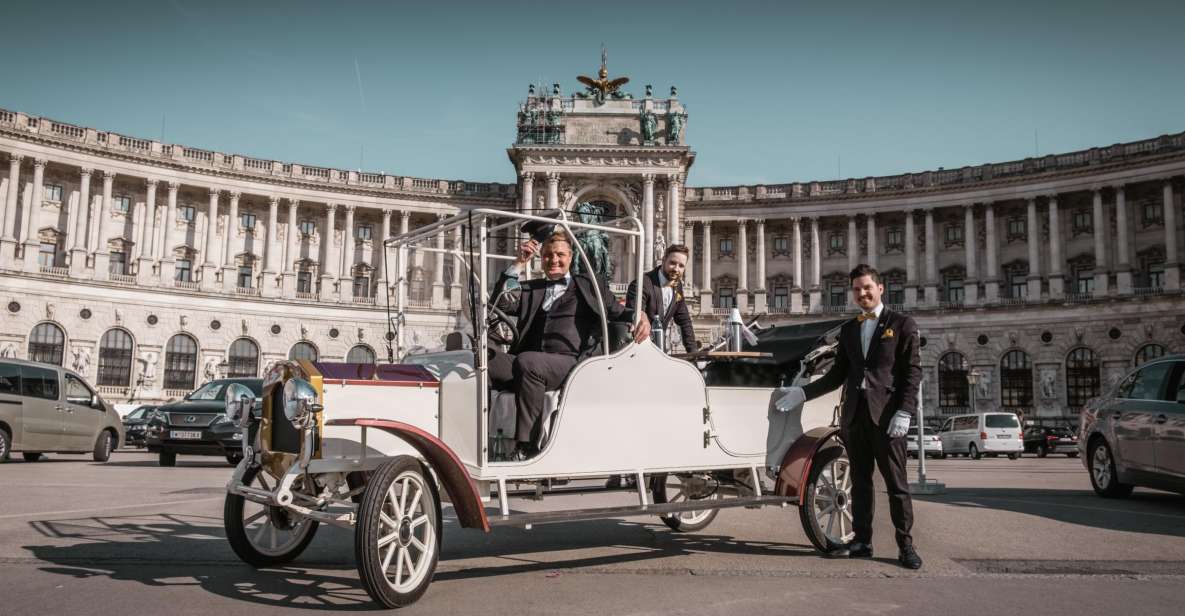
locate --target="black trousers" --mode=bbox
[487,350,577,446]
[841,392,914,549]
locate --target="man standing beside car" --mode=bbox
[776,264,924,569]
[625,244,699,353]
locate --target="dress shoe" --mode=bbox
[846,541,873,559]
[822,544,850,558]
[898,546,923,570]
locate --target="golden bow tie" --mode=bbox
[856,312,877,323]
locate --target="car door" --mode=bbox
[1111,360,1174,472]
[1153,361,1185,479]
[18,364,63,452]
[62,372,105,451]
[0,362,27,448]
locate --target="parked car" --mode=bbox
[906,425,944,458]
[121,405,157,448]
[937,412,1024,459]
[1024,425,1079,458]
[0,358,124,463]
[145,378,263,466]
[1081,354,1185,497]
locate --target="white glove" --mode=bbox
[888,410,912,438]
[774,386,806,413]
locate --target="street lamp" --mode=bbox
[967,369,980,412]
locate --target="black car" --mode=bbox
[145,378,263,466]
[1023,425,1080,458]
[121,405,157,448]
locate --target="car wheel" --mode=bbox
[799,445,856,553]
[159,451,177,467]
[355,456,440,608]
[968,443,980,460]
[1037,445,1048,458]
[0,429,10,462]
[226,452,244,466]
[1008,453,1019,460]
[224,466,319,567]
[650,473,721,532]
[1067,452,1079,458]
[92,431,114,462]
[23,452,42,462]
[1089,439,1133,498]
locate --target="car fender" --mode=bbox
[773,425,843,504]
[326,418,490,532]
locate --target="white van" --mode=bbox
[938,412,1023,460]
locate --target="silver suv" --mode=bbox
[1081,354,1185,497]
[0,358,124,462]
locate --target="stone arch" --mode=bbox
[566,183,637,217]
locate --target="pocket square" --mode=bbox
[881,327,895,339]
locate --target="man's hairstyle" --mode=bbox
[849,263,882,285]
[541,232,572,251]
[663,244,690,260]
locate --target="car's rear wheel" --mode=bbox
[799,445,855,553]
[650,473,721,532]
[23,452,42,462]
[1089,439,1133,498]
[92,430,114,462]
[159,451,176,467]
[1008,452,1019,460]
[968,443,981,460]
[224,467,319,566]
[0,429,10,462]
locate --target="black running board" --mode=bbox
[487,495,797,528]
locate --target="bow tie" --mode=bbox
[545,277,567,287]
[856,312,877,323]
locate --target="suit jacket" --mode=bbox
[626,267,697,350]
[491,269,636,359]
[802,307,922,427]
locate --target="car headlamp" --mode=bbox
[283,378,321,429]
[224,383,257,428]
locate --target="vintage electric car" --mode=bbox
[221,209,853,608]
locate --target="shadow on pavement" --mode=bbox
[915,487,1185,537]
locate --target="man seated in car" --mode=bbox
[489,231,650,460]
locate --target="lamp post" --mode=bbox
[910,375,946,494]
[967,369,980,413]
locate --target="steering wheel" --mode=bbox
[486,303,519,347]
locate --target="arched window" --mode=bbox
[1065,347,1100,408]
[1000,350,1033,411]
[164,334,198,390]
[347,345,376,364]
[227,338,259,378]
[289,342,318,362]
[28,322,65,366]
[97,328,134,387]
[1134,343,1166,367]
[938,352,969,410]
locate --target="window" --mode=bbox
[773,236,789,253]
[886,278,904,306]
[227,338,259,378]
[1142,202,1163,226]
[1116,361,1173,400]
[97,328,134,387]
[109,251,127,276]
[237,266,253,289]
[1007,217,1026,241]
[64,374,94,406]
[1000,350,1033,410]
[297,270,313,294]
[164,334,198,390]
[1009,272,1028,298]
[945,278,964,304]
[945,224,963,245]
[716,287,734,310]
[1072,210,1092,234]
[178,205,196,222]
[113,195,131,213]
[175,258,192,282]
[347,345,376,364]
[1075,270,1094,294]
[28,323,65,366]
[828,233,844,253]
[0,363,19,395]
[289,342,318,362]
[828,284,846,307]
[773,286,789,308]
[1148,263,1165,289]
[719,238,734,257]
[1134,344,1166,367]
[299,220,316,237]
[938,352,969,410]
[240,213,256,230]
[356,224,373,241]
[985,414,1019,429]
[954,416,978,431]
[44,183,63,202]
[38,242,58,268]
[1065,348,1100,409]
[353,276,371,298]
[20,365,59,401]
[885,227,904,252]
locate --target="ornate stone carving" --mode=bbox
[976,368,993,400]
[71,345,91,373]
[1039,367,1057,399]
[203,356,220,382]
[138,351,158,385]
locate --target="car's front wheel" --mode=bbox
[799,445,855,553]
[355,456,440,608]
[226,452,244,466]
[224,467,319,567]
[93,430,114,462]
[1089,439,1133,498]
[0,429,10,462]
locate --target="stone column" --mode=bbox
[683,221,695,289]
[0,155,20,265]
[262,195,280,298]
[1164,180,1181,290]
[221,192,241,292]
[1047,195,1064,299]
[1114,186,1132,294]
[545,172,559,210]
[431,213,447,308]
[1092,188,1108,297]
[520,171,534,212]
[199,188,220,290]
[924,209,938,305]
[91,170,114,280]
[68,167,91,276]
[320,203,338,297]
[397,211,410,308]
[642,174,656,268]
[754,218,767,314]
[21,158,47,271]
[136,179,158,284]
[866,214,878,269]
[282,199,299,296]
[159,182,179,285]
[847,215,859,270]
[338,204,356,302]
[698,221,713,315]
[983,203,999,302]
[962,204,978,305]
[449,225,464,309]
[736,219,749,313]
[667,174,683,248]
[791,217,805,314]
[809,218,822,312]
[905,210,918,308]
[1026,198,1042,299]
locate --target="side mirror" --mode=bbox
[91,394,102,409]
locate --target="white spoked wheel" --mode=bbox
[650,473,721,532]
[224,467,319,567]
[799,446,855,552]
[356,456,440,609]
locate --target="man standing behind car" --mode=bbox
[776,264,924,569]
[626,244,699,352]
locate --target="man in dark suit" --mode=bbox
[777,264,924,569]
[626,244,699,352]
[489,232,649,460]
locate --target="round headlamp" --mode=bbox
[224,383,256,426]
[283,378,320,428]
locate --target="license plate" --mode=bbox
[996,434,1011,439]
[170,430,202,440]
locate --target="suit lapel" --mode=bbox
[864,308,892,367]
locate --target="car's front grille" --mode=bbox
[166,413,219,428]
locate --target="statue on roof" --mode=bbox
[577,46,630,106]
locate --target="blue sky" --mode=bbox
[2,0,1183,185]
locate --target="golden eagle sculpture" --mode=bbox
[577,47,629,105]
